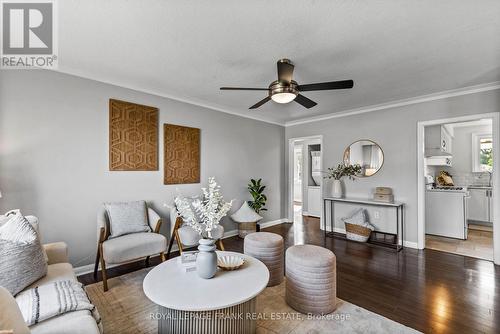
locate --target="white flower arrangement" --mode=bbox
[174,177,232,239]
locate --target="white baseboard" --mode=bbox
[259,218,289,228]
[301,211,321,218]
[222,230,239,239]
[403,241,418,249]
[74,263,96,276]
[74,218,289,276]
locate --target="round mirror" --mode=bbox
[343,140,384,177]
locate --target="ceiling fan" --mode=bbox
[220,59,354,109]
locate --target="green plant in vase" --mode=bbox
[248,178,267,214]
[324,163,362,198]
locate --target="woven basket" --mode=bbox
[345,222,372,242]
[238,222,257,238]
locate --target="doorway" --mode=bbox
[293,144,304,223]
[417,113,500,264]
[288,135,323,227]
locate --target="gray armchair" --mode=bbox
[94,203,166,291]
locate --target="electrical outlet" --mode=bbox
[374,211,380,219]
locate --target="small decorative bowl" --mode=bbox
[218,255,245,271]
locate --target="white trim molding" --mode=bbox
[259,218,290,229]
[51,69,500,128]
[50,69,285,127]
[417,112,500,265]
[287,136,324,229]
[286,81,500,127]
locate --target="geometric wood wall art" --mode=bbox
[164,123,200,184]
[109,99,159,171]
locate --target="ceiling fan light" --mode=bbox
[271,92,297,104]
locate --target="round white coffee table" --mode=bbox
[143,251,269,334]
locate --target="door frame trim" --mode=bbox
[288,135,323,226]
[417,112,499,264]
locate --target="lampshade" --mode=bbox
[230,201,263,223]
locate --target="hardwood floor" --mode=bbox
[426,228,493,261]
[79,216,500,334]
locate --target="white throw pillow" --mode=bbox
[342,209,375,230]
[1,211,49,262]
[104,201,151,239]
[0,213,48,296]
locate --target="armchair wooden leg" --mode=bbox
[93,248,100,280]
[166,234,176,259]
[160,252,166,262]
[167,217,184,259]
[217,239,225,251]
[99,244,108,292]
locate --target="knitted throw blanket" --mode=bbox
[15,280,103,332]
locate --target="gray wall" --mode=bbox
[0,70,285,266]
[286,90,500,245]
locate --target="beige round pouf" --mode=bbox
[285,244,336,315]
[244,232,284,286]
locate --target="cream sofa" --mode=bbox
[0,242,101,334]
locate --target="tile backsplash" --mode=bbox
[448,172,490,186]
[427,166,491,186]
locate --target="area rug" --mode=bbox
[85,267,421,334]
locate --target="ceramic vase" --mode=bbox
[331,179,343,198]
[196,238,217,279]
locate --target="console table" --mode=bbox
[323,197,405,251]
[143,251,269,334]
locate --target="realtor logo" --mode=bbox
[1,0,57,69]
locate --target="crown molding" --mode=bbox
[285,81,500,127]
[49,68,286,127]
[48,69,500,129]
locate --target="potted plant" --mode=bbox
[324,163,362,198]
[174,177,232,279]
[247,178,267,214]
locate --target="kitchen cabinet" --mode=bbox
[467,188,492,222]
[425,125,453,156]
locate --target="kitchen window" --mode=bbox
[472,133,493,172]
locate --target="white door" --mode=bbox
[468,189,489,222]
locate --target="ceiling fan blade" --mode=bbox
[249,96,271,109]
[220,87,269,91]
[297,80,354,91]
[294,94,317,109]
[277,59,294,82]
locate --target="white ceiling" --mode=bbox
[57,0,500,125]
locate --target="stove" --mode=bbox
[427,186,468,193]
[434,186,464,191]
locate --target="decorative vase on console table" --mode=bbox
[324,163,362,199]
[331,179,343,198]
[196,238,218,279]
